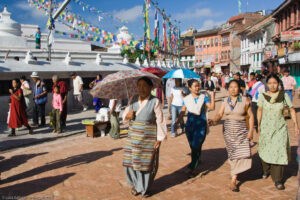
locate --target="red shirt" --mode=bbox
[248,80,256,89]
[52,81,68,96]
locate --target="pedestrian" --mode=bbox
[234,72,246,94]
[165,78,175,119]
[122,77,167,198]
[52,75,68,127]
[225,73,230,90]
[108,99,121,139]
[151,83,165,107]
[71,72,88,111]
[281,69,297,102]
[35,27,41,49]
[8,79,33,136]
[205,74,216,92]
[249,75,265,131]
[20,76,33,117]
[170,78,186,137]
[248,72,256,90]
[176,79,215,177]
[51,85,63,133]
[210,80,254,192]
[211,73,219,90]
[31,72,47,127]
[257,74,299,190]
[89,74,102,112]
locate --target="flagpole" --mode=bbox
[47,0,53,61]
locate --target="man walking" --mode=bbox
[281,69,297,102]
[71,72,88,111]
[165,78,175,120]
[31,72,47,127]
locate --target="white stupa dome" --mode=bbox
[0,6,22,36]
[117,26,132,44]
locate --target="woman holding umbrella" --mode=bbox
[123,77,167,198]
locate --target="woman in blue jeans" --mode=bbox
[170,78,186,137]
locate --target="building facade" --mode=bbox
[272,0,300,87]
[180,27,196,68]
[239,15,276,73]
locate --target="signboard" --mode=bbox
[278,57,286,64]
[265,51,272,58]
[281,30,300,42]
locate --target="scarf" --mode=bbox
[183,94,205,115]
[262,91,284,104]
[227,95,242,111]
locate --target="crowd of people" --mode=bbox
[3,68,300,197]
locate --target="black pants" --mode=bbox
[11,126,31,134]
[261,158,284,183]
[251,102,258,131]
[33,103,46,126]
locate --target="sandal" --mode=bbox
[131,187,140,196]
[262,172,269,179]
[229,182,239,192]
[275,182,285,190]
[142,193,151,198]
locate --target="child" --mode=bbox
[51,85,63,133]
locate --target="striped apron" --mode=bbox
[123,121,157,172]
[223,120,251,160]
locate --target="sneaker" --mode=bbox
[83,107,88,111]
[171,134,177,138]
[275,182,285,190]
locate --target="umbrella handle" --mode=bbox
[124,79,130,99]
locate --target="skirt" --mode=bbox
[123,121,157,172]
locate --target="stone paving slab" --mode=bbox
[0,89,299,200]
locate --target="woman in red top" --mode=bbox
[8,79,33,137]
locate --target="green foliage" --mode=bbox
[293,41,300,51]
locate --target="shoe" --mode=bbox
[275,182,285,190]
[229,182,239,192]
[171,134,176,138]
[262,172,270,179]
[83,107,88,111]
[31,123,38,127]
[8,133,16,137]
[131,187,140,196]
[29,129,34,135]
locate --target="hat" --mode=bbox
[30,72,39,78]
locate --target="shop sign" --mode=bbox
[281,30,300,42]
[278,57,286,64]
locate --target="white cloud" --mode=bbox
[113,5,143,22]
[14,1,48,19]
[198,19,226,31]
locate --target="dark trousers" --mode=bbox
[251,102,258,131]
[33,103,46,126]
[61,101,67,126]
[261,158,284,182]
[51,109,61,132]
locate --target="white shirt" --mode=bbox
[73,76,83,95]
[252,81,265,103]
[166,79,175,98]
[171,87,184,106]
[211,76,218,87]
[109,99,122,112]
[21,80,30,90]
[225,76,230,83]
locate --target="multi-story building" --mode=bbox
[180,27,197,68]
[194,28,222,74]
[272,0,300,87]
[239,15,276,73]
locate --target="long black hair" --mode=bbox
[137,76,153,87]
[12,79,20,93]
[187,79,199,88]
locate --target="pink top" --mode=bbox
[52,93,63,112]
[282,76,296,90]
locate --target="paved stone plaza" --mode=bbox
[0,90,299,200]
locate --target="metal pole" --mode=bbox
[47,0,53,61]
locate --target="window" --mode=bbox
[215,53,218,61]
[207,39,210,48]
[200,55,202,61]
[199,40,202,48]
[221,51,224,59]
[203,40,206,48]
[285,11,288,30]
[195,41,198,47]
[211,39,214,47]
[215,38,218,46]
[225,50,227,59]
[257,53,259,61]
[228,50,230,59]
[261,53,264,61]
[253,54,256,62]
[294,5,297,25]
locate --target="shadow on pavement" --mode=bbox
[0,152,48,174]
[1,148,122,185]
[0,173,75,197]
[151,148,227,195]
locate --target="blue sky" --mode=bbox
[0,0,284,40]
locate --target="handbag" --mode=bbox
[282,96,290,119]
[23,88,32,96]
